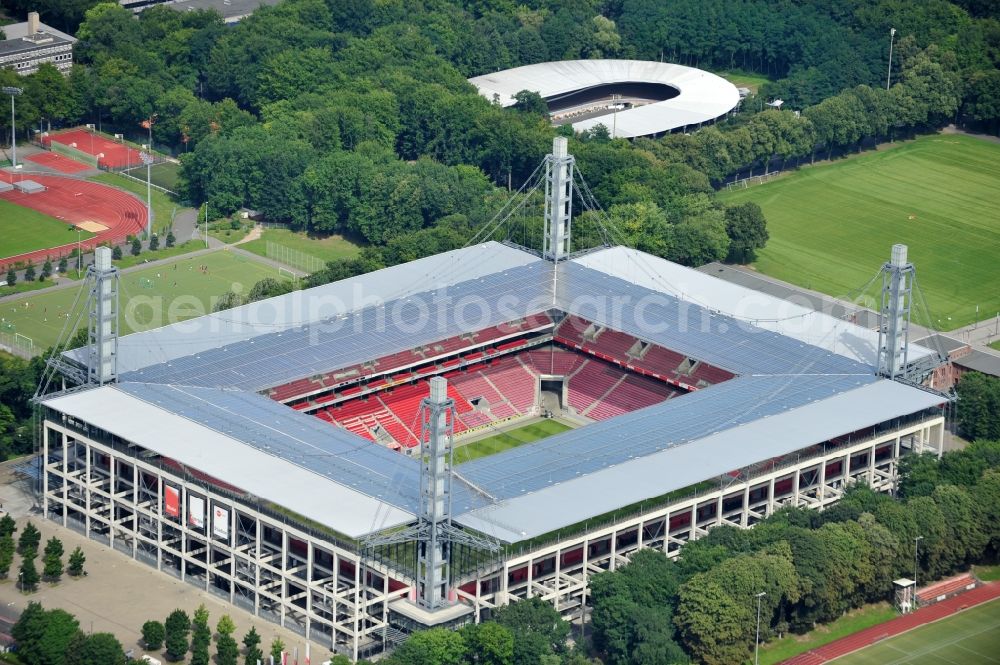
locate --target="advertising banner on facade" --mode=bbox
[164,485,179,518]
[213,505,229,539]
[189,494,205,529]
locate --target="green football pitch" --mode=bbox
[0,199,95,262]
[0,249,288,351]
[721,134,1000,329]
[455,419,572,464]
[833,598,1000,664]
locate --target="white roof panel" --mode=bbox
[572,246,936,368]
[43,386,416,538]
[70,242,541,374]
[456,379,945,541]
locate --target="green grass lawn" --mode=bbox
[990,340,1000,352]
[758,604,897,665]
[112,240,205,269]
[0,249,288,352]
[240,228,361,270]
[90,172,180,236]
[122,161,180,192]
[0,200,95,263]
[715,69,771,92]
[720,134,1000,329]
[834,598,1000,664]
[974,564,1000,582]
[455,420,572,464]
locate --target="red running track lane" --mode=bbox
[779,581,1000,665]
[24,151,92,174]
[0,172,147,269]
[43,128,144,169]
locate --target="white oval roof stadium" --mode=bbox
[469,59,740,139]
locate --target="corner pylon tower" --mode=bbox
[876,244,914,380]
[86,246,120,385]
[543,136,574,261]
[417,376,455,609]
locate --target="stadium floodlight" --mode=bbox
[140,149,154,238]
[754,591,767,665]
[2,86,23,168]
[887,28,896,90]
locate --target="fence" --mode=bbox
[265,241,324,274]
[47,140,99,168]
[0,330,36,358]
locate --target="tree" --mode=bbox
[166,230,176,247]
[270,637,285,662]
[192,603,210,629]
[24,262,36,282]
[149,233,160,251]
[956,372,1000,441]
[391,628,467,665]
[460,622,513,665]
[216,614,236,636]
[0,533,14,578]
[41,259,53,280]
[4,268,14,287]
[512,90,548,117]
[43,536,64,582]
[18,521,41,555]
[242,626,263,665]
[215,632,239,665]
[142,620,165,650]
[111,245,123,260]
[66,632,126,665]
[724,202,769,263]
[67,546,86,577]
[58,256,68,273]
[164,608,190,662]
[131,237,142,256]
[190,621,211,665]
[493,596,569,663]
[12,604,79,665]
[0,514,16,537]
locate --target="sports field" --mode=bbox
[833,598,1000,664]
[455,419,572,464]
[721,134,1000,329]
[0,200,94,261]
[122,161,180,192]
[0,250,287,352]
[240,228,361,268]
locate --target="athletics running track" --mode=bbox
[43,128,144,169]
[0,172,147,269]
[779,581,1000,664]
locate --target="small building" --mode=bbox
[120,0,283,25]
[0,12,76,76]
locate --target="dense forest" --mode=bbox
[1,0,999,279]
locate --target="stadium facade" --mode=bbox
[38,140,946,660]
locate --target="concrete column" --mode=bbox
[108,456,116,550]
[306,541,314,639]
[132,462,139,558]
[42,426,50,518]
[767,477,776,517]
[554,547,561,611]
[352,559,361,664]
[280,528,288,626]
[84,440,92,535]
[526,554,534,598]
[255,513,262,616]
[741,485,751,526]
[609,532,617,572]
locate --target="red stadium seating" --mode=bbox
[567,361,624,414]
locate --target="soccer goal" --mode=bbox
[278,267,298,282]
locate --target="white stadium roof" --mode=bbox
[469,59,740,138]
[47,242,946,543]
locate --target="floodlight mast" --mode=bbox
[86,247,120,385]
[2,86,23,168]
[418,376,455,609]
[876,244,914,380]
[543,137,574,262]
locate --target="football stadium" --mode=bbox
[469,59,741,138]
[35,140,947,659]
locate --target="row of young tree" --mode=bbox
[0,518,87,592]
[144,603,315,665]
[383,434,1000,665]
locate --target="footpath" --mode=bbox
[779,581,1000,664]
